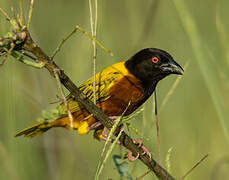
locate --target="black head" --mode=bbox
[125,48,183,87]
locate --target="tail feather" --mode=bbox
[15,121,52,138]
[15,110,97,138]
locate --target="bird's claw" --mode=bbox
[128,150,139,162]
[88,116,120,131]
[127,138,151,162]
[88,121,102,131]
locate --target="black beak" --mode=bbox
[161,59,184,75]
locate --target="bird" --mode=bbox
[15,48,183,140]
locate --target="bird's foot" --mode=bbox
[88,121,102,131]
[128,138,151,162]
[88,116,120,131]
[98,127,121,144]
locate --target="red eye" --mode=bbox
[152,57,159,63]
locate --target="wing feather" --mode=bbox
[59,62,128,113]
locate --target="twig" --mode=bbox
[11,7,21,30]
[88,0,98,104]
[0,43,15,66]
[19,0,25,25]
[27,0,34,28]
[51,27,78,59]
[0,8,11,21]
[94,0,98,33]
[51,25,113,60]
[154,89,161,164]
[88,0,94,36]
[93,0,98,104]
[49,95,64,104]
[94,0,98,35]
[181,154,209,180]
[54,69,74,129]
[75,25,113,56]
[136,169,151,180]
[10,50,45,68]
[20,51,37,61]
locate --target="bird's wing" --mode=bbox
[59,61,129,113]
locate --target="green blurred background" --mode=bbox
[1,0,229,179]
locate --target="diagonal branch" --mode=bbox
[21,29,175,180]
[0,20,175,178]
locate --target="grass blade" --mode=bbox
[173,0,229,144]
[94,116,123,180]
[96,129,124,180]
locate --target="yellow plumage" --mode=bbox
[60,61,129,112]
[15,62,130,138]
